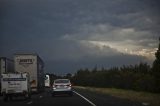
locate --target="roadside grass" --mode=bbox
[74,86,160,106]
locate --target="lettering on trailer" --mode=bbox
[17,59,35,67]
[3,78,26,81]
[19,59,34,64]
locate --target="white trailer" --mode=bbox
[45,75,50,87]
[0,57,14,94]
[14,54,45,92]
[1,73,31,101]
[0,57,14,74]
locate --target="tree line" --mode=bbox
[71,63,156,92]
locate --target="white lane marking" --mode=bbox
[142,102,150,106]
[27,101,33,104]
[73,91,96,106]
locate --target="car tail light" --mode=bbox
[53,84,57,89]
[53,84,58,87]
[53,85,55,88]
[67,84,72,87]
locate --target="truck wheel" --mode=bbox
[52,93,55,97]
[3,95,8,102]
[9,95,13,101]
[28,93,31,99]
[24,93,30,99]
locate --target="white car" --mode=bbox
[52,79,73,96]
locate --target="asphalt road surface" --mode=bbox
[0,88,143,106]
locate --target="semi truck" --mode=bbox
[0,57,14,94]
[45,74,50,87]
[14,53,45,92]
[0,57,14,74]
[1,73,31,101]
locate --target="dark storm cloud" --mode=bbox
[0,0,160,74]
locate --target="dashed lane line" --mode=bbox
[73,91,96,106]
[27,101,33,105]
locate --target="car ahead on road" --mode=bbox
[52,79,73,96]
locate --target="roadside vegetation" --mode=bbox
[74,86,160,106]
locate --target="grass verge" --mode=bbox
[74,86,160,106]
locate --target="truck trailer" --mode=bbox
[14,54,44,92]
[0,57,14,94]
[1,73,31,101]
[45,74,50,87]
[0,57,14,75]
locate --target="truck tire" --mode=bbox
[9,95,13,101]
[24,93,28,99]
[52,93,55,97]
[3,94,8,102]
[25,93,31,99]
[28,93,31,99]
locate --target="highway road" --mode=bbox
[0,88,143,106]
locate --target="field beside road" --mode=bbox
[74,86,160,106]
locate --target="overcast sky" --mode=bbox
[0,0,160,75]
